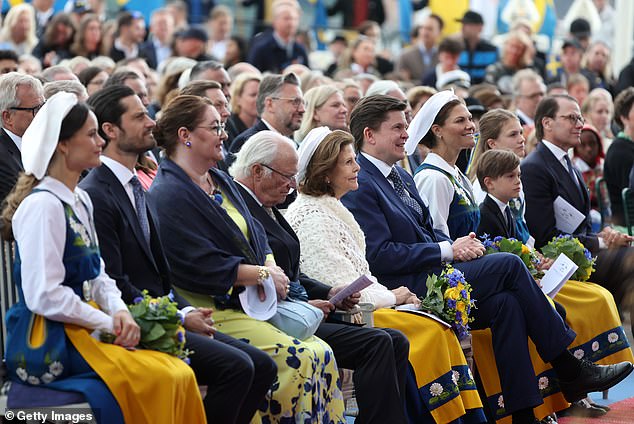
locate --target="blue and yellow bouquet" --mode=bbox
[541,235,596,282]
[419,265,476,340]
[102,290,191,363]
[481,235,544,279]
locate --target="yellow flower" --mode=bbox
[521,245,530,255]
[457,282,465,291]
[462,314,469,325]
[444,287,460,300]
[456,301,466,313]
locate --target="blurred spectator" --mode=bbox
[485,31,537,94]
[188,60,231,100]
[90,55,115,74]
[582,41,615,95]
[567,73,590,106]
[109,11,146,62]
[421,35,464,89]
[184,0,216,25]
[569,18,592,51]
[582,88,614,149]
[32,0,55,37]
[511,68,545,138]
[41,65,78,82]
[43,79,88,100]
[165,1,189,32]
[456,10,498,84]
[471,84,504,110]
[115,57,151,80]
[328,34,347,66]
[572,125,605,214]
[406,85,436,117]
[207,5,233,62]
[357,20,393,72]
[32,13,75,68]
[172,26,213,62]
[62,55,91,74]
[228,72,261,141]
[616,57,634,94]
[339,79,362,124]
[70,13,103,59]
[138,8,175,70]
[227,61,260,80]
[300,71,330,93]
[334,36,387,80]
[223,35,247,68]
[247,0,308,74]
[104,70,150,107]
[327,0,385,29]
[353,73,378,95]
[0,50,19,74]
[396,14,443,83]
[604,87,634,225]
[547,38,595,89]
[295,85,348,142]
[0,4,38,56]
[77,65,109,96]
[593,0,614,45]
[18,54,42,75]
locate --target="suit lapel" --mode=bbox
[483,196,510,238]
[1,129,23,169]
[98,166,159,271]
[537,143,586,209]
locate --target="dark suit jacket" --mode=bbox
[236,184,332,300]
[0,129,23,202]
[477,195,517,239]
[341,154,451,293]
[138,40,158,70]
[148,159,271,302]
[79,164,189,308]
[521,142,598,252]
[247,31,309,74]
[229,119,268,154]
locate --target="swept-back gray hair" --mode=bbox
[229,130,296,180]
[43,80,88,100]
[256,72,300,116]
[365,80,401,97]
[0,72,43,128]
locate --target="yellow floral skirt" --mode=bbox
[373,308,483,423]
[472,280,633,423]
[179,289,345,424]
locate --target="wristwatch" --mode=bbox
[257,266,270,284]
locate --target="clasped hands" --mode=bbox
[599,226,633,249]
[452,232,486,262]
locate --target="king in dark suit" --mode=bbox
[231,131,411,423]
[521,94,634,308]
[81,86,276,424]
[342,95,633,424]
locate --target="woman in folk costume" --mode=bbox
[0,92,206,424]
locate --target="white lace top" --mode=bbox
[285,193,397,308]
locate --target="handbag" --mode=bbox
[268,298,323,340]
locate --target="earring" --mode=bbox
[325,178,330,184]
[185,140,192,148]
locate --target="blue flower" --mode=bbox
[480,233,490,241]
[584,249,592,260]
[447,299,457,309]
[461,290,467,298]
[168,290,175,301]
[493,236,503,242]
[133,296,143,304]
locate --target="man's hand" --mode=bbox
[327,286,361,310]
[599,226,634,248]
[308,300,334,319]
[452,232,485,262]
[184,308,216,337]
[535,252,553,271]
[113,310,140,348]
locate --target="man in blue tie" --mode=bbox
[80,85,276,423]
[342,94,632,424]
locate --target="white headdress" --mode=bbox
[405,90,459,155]
[296,126,332,184]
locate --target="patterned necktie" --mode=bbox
[130,176,151,246]
[563,155,585,197]
[387,167,424,221]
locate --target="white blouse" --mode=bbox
[414,153,476,237]
[12,177,127,332]
[285,193,397,309]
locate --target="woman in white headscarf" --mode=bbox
[0,92,205,424]
[285,126,486,424]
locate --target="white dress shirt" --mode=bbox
[12,177,127,332]
[100,156,136,210]
[5,128,22,151]
[361,152,453,262]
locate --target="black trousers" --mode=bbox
[186,330,277,424]
[315,323,409,424]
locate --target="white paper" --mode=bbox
[395,304,452,328]
[328,275,374,305]
[540,253,578,298]
[526,236,535,249]
[553,196,585,234]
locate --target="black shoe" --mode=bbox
[559,360,633,403]
[587,401,610,412]
[559,400,607,418]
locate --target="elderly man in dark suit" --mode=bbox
[0,72,45,202]
[80,85,276,424]
[521,94,634,309]
[230,130,410,424]
[342,94,632,424]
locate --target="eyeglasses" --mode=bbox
[260,163,297,183]
[270,96,306,109]
[558,114,585,125]
[196,123,226,136]
[9,101,46,117]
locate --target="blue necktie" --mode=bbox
[130,176,151,246]
[387,167,425,221]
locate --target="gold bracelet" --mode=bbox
[257,266,270,284]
